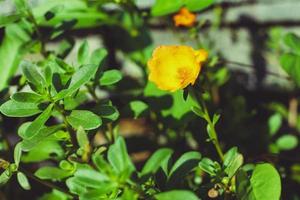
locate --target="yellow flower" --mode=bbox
[173,8,196,27]
[147,45,208,92]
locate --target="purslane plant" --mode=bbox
[0,42,282,200]
[0,0,287,199]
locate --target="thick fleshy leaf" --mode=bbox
[22,140,64,162]
[280,53,300,86]
[167,151,201,186]
[21,124,63,151]
[283,33,300,54]
[66,110,102,130]
[99,69,122,86]
[107,137,135,176]
[90,48,107,67]
[129,100,148,119]
[23,104,54,139]
[21,61,47,93]
[11,92,43,103]
[35,166,72,181]
[141,148,173,175]
[0,24,30,91]
[185,0,214,12]
[14,142,22,167]
[0,100,42,117]
[78,40,89,65]
[54,64,98,101]
[250,163,281,200]
[17,172,31,190]
[151,0,183,16]
[76,126,89,148]
[276,134,298,151]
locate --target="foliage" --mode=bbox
[1,0,298,199]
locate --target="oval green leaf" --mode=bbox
[99,69,122,86]
[250,163,281,200]
[0,100,42,117]
[66,110,102,130]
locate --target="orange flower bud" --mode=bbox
[173,8,197,27]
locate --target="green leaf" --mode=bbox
[236,169,251,200]
[99,69,122,86]
[35,166,72,181]
[168,151,201,186]
[198,157,216,176]
[107,137,135,176]
[90,48,107,67]
[14,142,22,167]
[155,190,199,200]
[0,100,42,117]
[17,172,31,190]
[22,140,64,162]
[0,169,11,186]
[80,183,118,199]
[276,134,298,150]
[129,100,148,119]
[169,152,201,176]
[66,110,102,130]
[250,163,281,200]
[73,168,109,188]
[283,33,300,54]
[23,104,54,139]
[223,148,244,178]
[97,105,119,121]
[66,177,87,195]
[151,0,183,16]
[54,64,98,101]
[38,190,69,200]
[92,154,113,174]
[13,0,28,12]
[18,122,31,138]
[21,124,63,151]
[224,154,243,178]
[212,113,220,125]
[0,24,30,91]
[76,126,89,148]
[191,106,205,119]
[268,113,282,136]
[280,53,300,86]
[223,147,238,167]
[0,14,23,28]
[141,148,173,175]
[44,66,53,87]
[59,160,74,171]
[21,61,46,93]
[117,188,138,200]
[78,40,89,65]
[185,0,214,12]
[64,92,88,110]
[11,92,43,103]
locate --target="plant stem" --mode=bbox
[190,87,224,161]
[54,104,79,149]
[203,106,224,161]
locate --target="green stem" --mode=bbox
[54,104,79,150]
[203,107,224,161]
[190,87,224,161]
